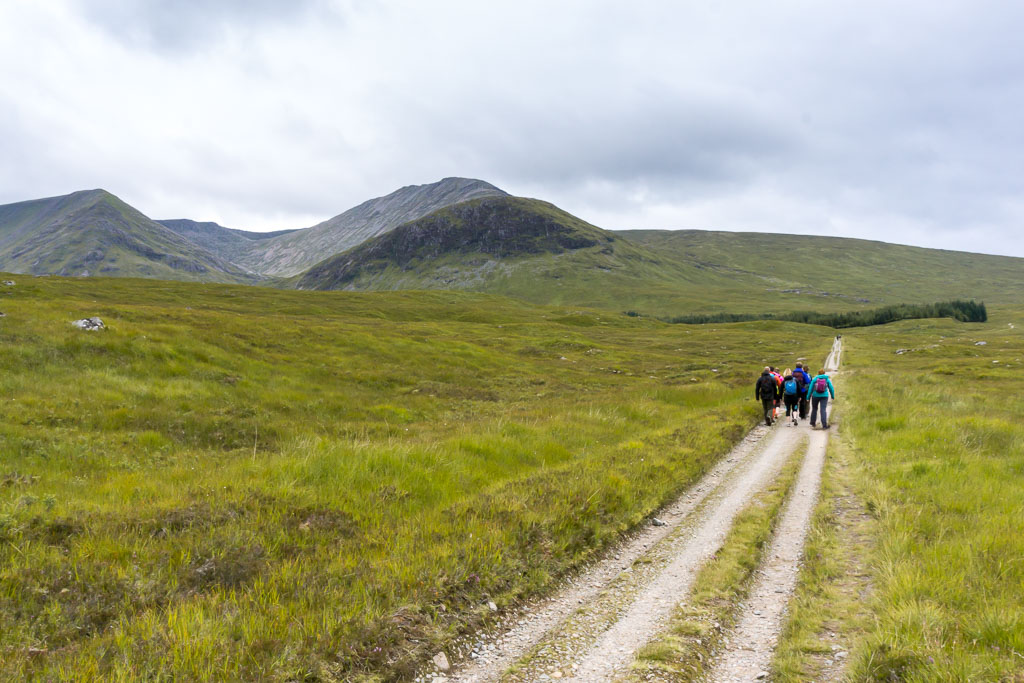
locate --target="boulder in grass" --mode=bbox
[432,652,450,671]
[72,317,105,331]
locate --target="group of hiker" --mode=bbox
[754,362,835,429]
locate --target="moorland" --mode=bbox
[0,178,1021,681]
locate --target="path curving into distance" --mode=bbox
[433,339,842,683]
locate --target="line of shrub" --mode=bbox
[660,299,987,328]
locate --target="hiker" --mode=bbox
[769,366,784,419]
[806,368,836,429]
[782,369,802,424]
[755,366,779,426]
[793,362,811,418]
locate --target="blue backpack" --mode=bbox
[784,378,799,395]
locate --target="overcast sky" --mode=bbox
[1,1,1022,256]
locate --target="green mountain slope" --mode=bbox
[618,229,1024,308]
[234,177,508,276]
[293,195,1024,316]
[295,196,624,288]
[0,190,258,283]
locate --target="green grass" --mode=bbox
[772,422,875,680]
[774,306,1024,681]
[619,229,1024,313]
[0,274,833,681]
[627,441,806,680]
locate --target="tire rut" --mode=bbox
[708,337,842,682]
[433,340,842,683]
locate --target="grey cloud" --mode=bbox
[2,1,1024,256]
[74,0,338,52]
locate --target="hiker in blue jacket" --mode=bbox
[793,362,811,419]
[806,368,835,429]
[782,369,802,425]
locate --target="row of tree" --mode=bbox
[660,299,987,328]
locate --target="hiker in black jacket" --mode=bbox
[755,366,779,426]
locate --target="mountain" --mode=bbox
[290,195,752,308]
[232,177,507,276]
[0,190,257,282]
[293,197,1024,316]
[157,219,299,271]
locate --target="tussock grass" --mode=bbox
[781,310,1024,681]
[626,442,807,680]
[0,275,831,680]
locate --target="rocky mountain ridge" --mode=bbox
[223,177,508,276]
[295,196,615,290]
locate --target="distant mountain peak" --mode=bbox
[238,177,510,276]
[295,195,617,291]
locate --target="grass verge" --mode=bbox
[772,422,876,680]
[796,317,1024,681]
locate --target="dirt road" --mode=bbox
[434,340,842,683]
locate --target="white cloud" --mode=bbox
[0,0,1022,256]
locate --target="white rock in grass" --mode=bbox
[432,652,450,672]
[71,317,105,331]
[975,341,987,345]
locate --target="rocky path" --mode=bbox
[708,337,842,683]
[431,340,842,683]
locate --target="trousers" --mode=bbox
[810,395,829,427]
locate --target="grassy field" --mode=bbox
[773,305,1024,681]
[0,275,831,680]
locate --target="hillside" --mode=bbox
[618,229,1024,308]
[296,195,623,289]
[232,177,508,276]
[157,219,298,269]
[0,190,257,283]
[293,197,1024,316]
[294,195,770,307]
[293,195,1024,316]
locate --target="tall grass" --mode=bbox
[828,311,1024,680]
[0,275,831,680]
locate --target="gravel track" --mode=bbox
[709,337,841,683]
[444,424,775,683]
[434,340,843,683]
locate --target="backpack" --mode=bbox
[784,379,799,395]
[814,376,828,393]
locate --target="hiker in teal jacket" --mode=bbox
[806,369,835,429]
